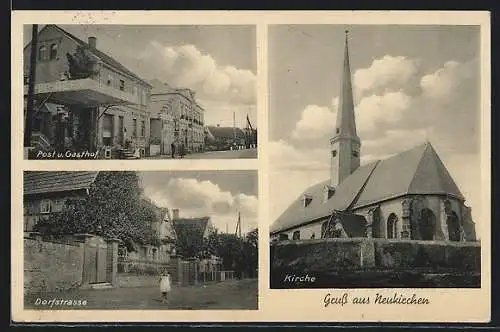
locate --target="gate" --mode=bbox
[83,236,108,284]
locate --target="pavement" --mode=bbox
[145,148,257,160]
[25,278,258,310]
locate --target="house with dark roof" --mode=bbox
[24,25,153,158]
[23,171,99,232]
[205,125,248,151]
[270,32,477,244]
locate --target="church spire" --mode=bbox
[335,30,357,138]
[330,29,361,187]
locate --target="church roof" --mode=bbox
[270,142,464,234]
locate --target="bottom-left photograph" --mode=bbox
[22,170,258,310]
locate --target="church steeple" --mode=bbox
[330,30,361,187]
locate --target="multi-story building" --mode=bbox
[149,80,205,155]
[23,25,152,158]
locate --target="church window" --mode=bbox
[49,44,58,60]
[310,233,315,239]
[447,211,461,242]
[331,150,337,158]
[336,128,340,134]
[420,208,436,241]
[324,185,335,201]
[387,213,398,239]
[292,230,300,240]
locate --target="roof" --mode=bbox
[205,126,246,140]
[271,142,464,234]
[24,171,99,196]
[39,25,151,87]
[172,217,210,242]
[335,211,367,237]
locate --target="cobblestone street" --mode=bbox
[25,279,258,310]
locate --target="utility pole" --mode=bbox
[24,24,38,148]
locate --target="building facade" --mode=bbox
[149,80,205,156]
[24,25,152,158]
[270,32,477,244]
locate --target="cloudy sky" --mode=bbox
[139,171,258,234]
[24,24,257,127]
[269,25,482,227]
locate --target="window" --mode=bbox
[387,214,398,239]
[279,233,289,241]
[107,74,113,86]
[49,44,58,60]
[331,150,337,158]
[119,79,125,91]
[40,200,52,214]
[303,194,312,207]
[141,120,145,137]
[352,150,359,158]
[38,45,47,61]
[132,119,137,137]
[336,128,340,134]
[52,199,65,213]
[292,230,301,240]
[142,91,147,105]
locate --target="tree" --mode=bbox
[34,172,160,249]
[66,45,99,80]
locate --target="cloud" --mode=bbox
[140,42,256,104]
[354,55,420,95]
[269,139,329,171]
[143,177,258,233]
[291,101,337,141]
[355,91,413,137]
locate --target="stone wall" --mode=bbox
[271,238,481,273]
[24,236,84,295]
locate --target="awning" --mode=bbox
[24,78,139,107]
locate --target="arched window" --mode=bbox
[420,208,436,240]
[387,213,398,239]
[38,45,47,61]
[292,230,300,240]
[50,44,58,60]
[447,211,461,241]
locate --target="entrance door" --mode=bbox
[118,116,124,145]
[83,237,108,284]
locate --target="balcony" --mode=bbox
[24,78,139,107]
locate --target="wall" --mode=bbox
[24,236,84,295]
[271,238,481,274]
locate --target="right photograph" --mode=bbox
[268,25,482,289]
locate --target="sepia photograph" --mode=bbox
[269,25,482,289]
[22,24,257,160]
[23,170,258,309]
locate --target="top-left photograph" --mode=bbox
[22,24,257,160]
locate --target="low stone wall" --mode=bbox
[271,238,481,273]
[374,239,481,271]
[24,237,84,295]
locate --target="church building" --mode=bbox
[270,32,477,243]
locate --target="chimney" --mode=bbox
[88,36,97,49]
[172,209,179,220]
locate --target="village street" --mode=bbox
[25,279,258,310]
[146,148,257,160]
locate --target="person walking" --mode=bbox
[170,142,176,159]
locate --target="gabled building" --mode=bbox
[24,25,153,158]
[149,80,205,155]
[270,32,477,244]
[170,209,212,258]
